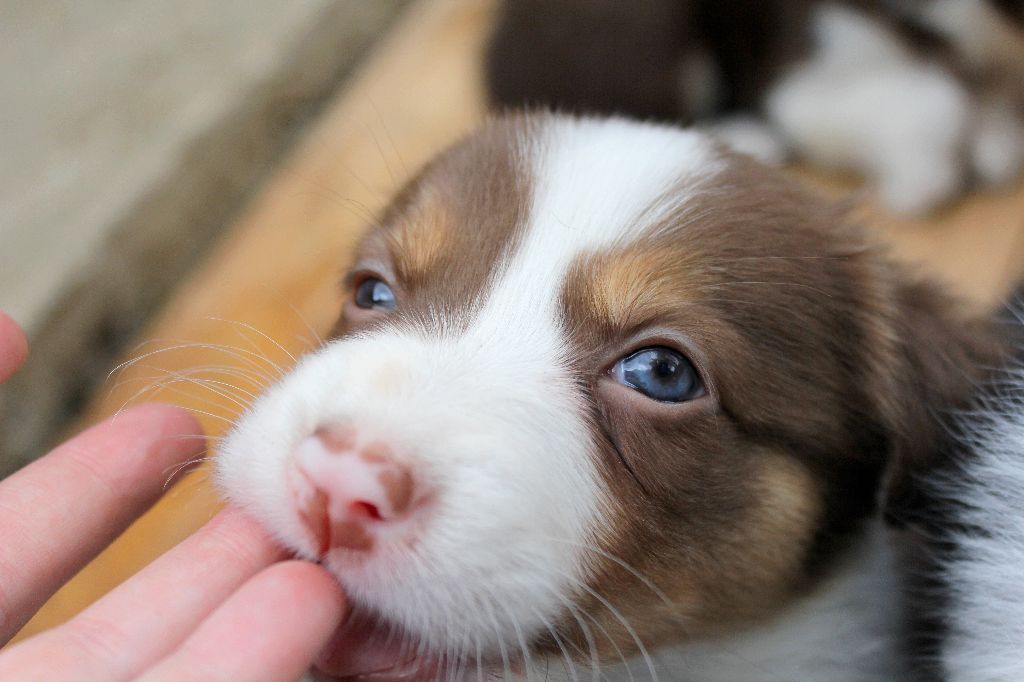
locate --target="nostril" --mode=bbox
[291,429,427,553]
[294,482,330,558]
[351,500,383,521]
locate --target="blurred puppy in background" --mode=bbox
[487,0,1024,214]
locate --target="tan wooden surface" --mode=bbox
[12,0,1024,642]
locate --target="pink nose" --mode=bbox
[290,426,418,556]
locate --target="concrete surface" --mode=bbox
[0,0,409,473]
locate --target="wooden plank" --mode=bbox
[12,0,1024,642]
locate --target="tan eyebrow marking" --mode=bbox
[385,190,453,284]
[569,244,707,332]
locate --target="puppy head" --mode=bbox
[216,114,996,674]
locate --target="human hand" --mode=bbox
[0,311,346,681]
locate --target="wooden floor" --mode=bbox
[13,0,1024,641]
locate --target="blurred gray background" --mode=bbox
[0,0,410,475]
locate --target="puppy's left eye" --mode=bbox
[611,347,704,403]
[354,277,396,311]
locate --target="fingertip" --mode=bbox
[268,560,347,612]
[137,560,348,681]
[259,561,348,659]
[0,311,28,382]
[117,402,204,433]
[111,402,207,458]
[51,403,210,493]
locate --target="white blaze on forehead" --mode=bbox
[475,116,721,339]
[410,117,724,641]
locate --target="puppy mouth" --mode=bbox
[311,610,439,681]
[311,608,507,681]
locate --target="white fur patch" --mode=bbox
[934,369,1024,681]
[216,116,721,661]
[491,117,719,332]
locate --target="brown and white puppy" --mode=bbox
[487,0,1024,215]
[216,114,999,680]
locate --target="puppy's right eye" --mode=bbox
[610,346,704,403]
[354,278,396,311]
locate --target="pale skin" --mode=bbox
[0,311,347,681]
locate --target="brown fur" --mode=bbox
[553,152,1003,655]
[378,465,414,516]
[330,519,376,552]
[332,119,536,340]
[487,0,813,120]
[487,0,693,121]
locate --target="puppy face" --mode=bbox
[216,114,990,675]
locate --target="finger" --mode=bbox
[0,311,28,382]
[0,508,282,679]
[139,561,345,682]
[0,403,205,643]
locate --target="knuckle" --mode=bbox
[65,612,130,669]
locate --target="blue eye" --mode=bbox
[610,347,703,403]
[354,278,396,311]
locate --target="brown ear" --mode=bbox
[877,277,1007,527]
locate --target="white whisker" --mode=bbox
[496,595,535,681]
[108,341,280,386]
[528,605,579,682]
[538,535,679,624]
[162,456,211,490]
[205,316,298,366]
[516,551,657,682]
